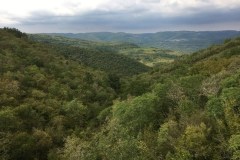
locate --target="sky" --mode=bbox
[0,0,240,33]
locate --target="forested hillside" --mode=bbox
[29,34,180,67]
[89,36,240,160]
[0,28,130,160]
[28,34,150,76]
[49,31,240,53]
[1,28,240,160]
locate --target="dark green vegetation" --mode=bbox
[1,28,240,160]
[29,34,180,67]
[50,31,240,53]
[29,34,150,77]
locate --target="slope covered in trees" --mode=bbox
[29,34,150,77]
[30,34,180,67]
[1,28,240,160]
[0,28,126,160]
[58,36,240,160]
[88,36,240,160]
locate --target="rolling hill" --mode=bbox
[29,34,181,67]
[29,34,150,76]
[49,31,240,53]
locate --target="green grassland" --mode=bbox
[118,47,181,66]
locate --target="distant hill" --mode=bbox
[49,31,240,53]
[29,34,150,76]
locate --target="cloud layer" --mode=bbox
[0,0,240,32]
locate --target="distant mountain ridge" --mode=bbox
[48,31,240,53]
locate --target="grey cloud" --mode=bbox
[140,0,161,3]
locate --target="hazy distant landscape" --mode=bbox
[1,0,240,160]
[49,31,240,52]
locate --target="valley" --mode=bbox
[29,34,181,67]
[0,28,240,160]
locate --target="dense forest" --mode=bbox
[29,34,180,67]
[29,34,150,77]
[0,28,240,160]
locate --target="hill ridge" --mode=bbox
[48,31,240,52]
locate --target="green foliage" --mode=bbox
[0,108,19,131]
[1,28,240,160]
[8,132,36,159]
[206,97,224,118]
[179,74,205,102]
[63,99,88,128]
[32,129,53,159]
[120,74,152,97]
[112,93,158,132]
[99,128,140,160]
[229,134,240,160]
[166,149,192,160]
[157,120,179,155]
[3,27,27,38]
[29,34,150,77]
[221,87,240,134]
[60,136,97,160]
[0,77,20,106]
[221,72,240,88]
[178,98,197,116]
[0,28,117,159]
[178,123,210,159]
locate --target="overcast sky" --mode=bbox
[0,0,240,33]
